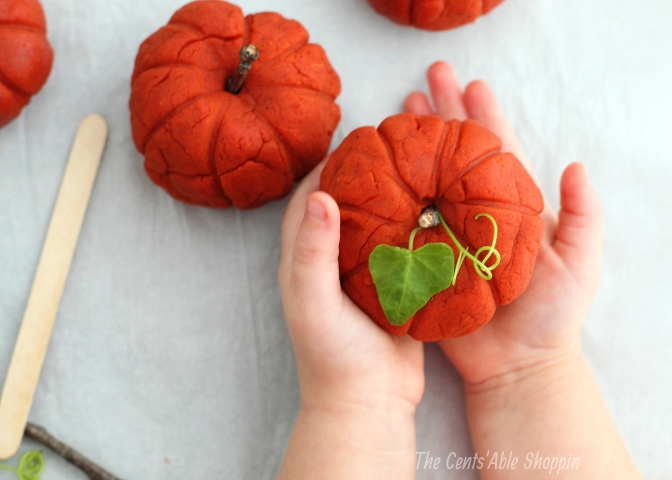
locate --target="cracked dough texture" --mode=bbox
[0,0,53,128]
[321,114,544,341]
[367,0,505,31]
[129,0,341,209]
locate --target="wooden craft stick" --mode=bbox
[0,115,108,460]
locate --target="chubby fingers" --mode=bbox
[553,163,603,294]
[404,62,468,121]
[462,80,558,230]
[427,62,468,121]
[286,192,343,320]
[403,92,433,116]
[462,80,530,171]
[279,159,344,327]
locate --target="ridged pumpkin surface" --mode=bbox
[130,0,341,209]
[367,0,505,31]
[0,0,53,128]
[321,114,544,341]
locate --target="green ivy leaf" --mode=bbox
[369,243,455,326]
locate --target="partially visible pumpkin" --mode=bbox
[0,0,53,128]
[320,114,544,341]
[367,0,505,31]
[129,0,341,209]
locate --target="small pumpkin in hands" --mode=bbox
[0,0,53,128]
[320,113,543,341]
[129,0,341,209]
[367,0,505,31]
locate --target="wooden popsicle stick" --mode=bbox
[0,115,108,460]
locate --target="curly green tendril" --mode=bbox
[437,212,501,285]
[408,212,500,286]
[0,451,45,480]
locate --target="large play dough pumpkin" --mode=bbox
[320,114,544,341]
[0,0,53,128]
[367,0,505,31]
[130,0,341,209]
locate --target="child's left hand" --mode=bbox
[404,61,604,388]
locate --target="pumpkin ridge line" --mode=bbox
[358,221,392,274]
[209,109,234,205]
[440,120,462,192]
[168,20,244,42]
[246,83,336,101]
[140,90,223,153]
[0,65,32,98]
[147,167,212,181]
[147,171,193,204]
[432,120,451,199]
[134,63,223,83]
[0,22,46,33]
[219,157,292,183]
[163,121,195,160]
[220,161,279,207]
[253,38,309,76]
[287,58,319,85]
[243,16,309,77]
[488,223,522,305]
[457,198,540,216]
[338,204,397,224]
[174,36,226,67]
[160,22,244,80]
[338,221,390,281]
[248,98,301,178]
[375,128,422,204]
[213,132,285,177]
[443,148,500,195]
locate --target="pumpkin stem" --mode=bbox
[226,44,260,94]
[418,205,440,228]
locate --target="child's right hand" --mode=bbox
[277,162,424,479]
[404,62,604,389]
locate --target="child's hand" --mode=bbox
[404,62,640,480]
[404,62,604,388]
[277,164,423,478]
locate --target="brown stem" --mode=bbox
[225,44,259,94]
[418,205,440,229]
[24,423,122,480]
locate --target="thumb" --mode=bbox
[553,162,604,293]
[288,191,343,324]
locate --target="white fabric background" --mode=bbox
[1,0,670,478]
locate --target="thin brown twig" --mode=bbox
[23,423,123,480]
[225,44,259,94]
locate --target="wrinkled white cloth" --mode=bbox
[1,0,670,478]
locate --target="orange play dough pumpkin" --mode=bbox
[367,0,505,31]
[320,114,544,341]
[130,0,341,209]
[0,0,53,128]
